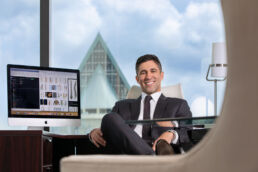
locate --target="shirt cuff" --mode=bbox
[88,131,94,144]
[172,121,179,128]
[168,130,179,144]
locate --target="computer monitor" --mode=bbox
[7,64,81,128]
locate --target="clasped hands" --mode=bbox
[89,121,174,151]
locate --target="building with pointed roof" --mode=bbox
[78,33,130,132]
[81,65,118,113]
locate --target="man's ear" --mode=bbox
[135,75,140,84]
[161,72,164,80]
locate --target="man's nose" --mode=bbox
[145,72,152,79]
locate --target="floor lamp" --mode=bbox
[206,42,227,116]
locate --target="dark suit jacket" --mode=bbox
[111,94,192,148]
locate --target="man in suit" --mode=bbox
[89,54,192,155]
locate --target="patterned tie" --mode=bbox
[142,95,152,141]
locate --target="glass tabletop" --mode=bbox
[126,116,217,149]
[125,116,217,128]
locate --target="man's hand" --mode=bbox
[89,128,106,148]
[152,131,174,151]
[152,121,174,151]
[156,121,174,128]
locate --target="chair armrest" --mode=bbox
[60,155,185,172]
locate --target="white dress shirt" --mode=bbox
[134,92,179,144]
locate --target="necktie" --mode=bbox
[142,95,152,141]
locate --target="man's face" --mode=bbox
[136,60,164,95]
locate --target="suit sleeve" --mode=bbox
[176,100,192,118]
[151,99,192,147]
[175,100,193,151]
[111,102,119,113]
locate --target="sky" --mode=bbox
[0,0,226,128]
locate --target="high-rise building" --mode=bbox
[78,33,130,133]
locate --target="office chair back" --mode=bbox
[126,83,183,99]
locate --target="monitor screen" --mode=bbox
[7,64,81,127]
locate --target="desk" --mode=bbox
[0,130,92,172]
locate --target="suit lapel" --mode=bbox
[131,96,141,121]
[153,94,167,119]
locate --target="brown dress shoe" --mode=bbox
[155,139,175,155]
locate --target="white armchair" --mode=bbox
[126,83,183,99]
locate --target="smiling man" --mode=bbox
[88,54,192,155]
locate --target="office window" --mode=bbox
[50,0,225,134]
[0,0,225,134]
[0,0,40,130]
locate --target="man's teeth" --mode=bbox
[146,82,154,85]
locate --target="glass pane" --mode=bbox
[0,0,40,130]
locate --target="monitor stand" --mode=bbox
[27,126,44,130]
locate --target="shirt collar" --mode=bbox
[141,91,161,102]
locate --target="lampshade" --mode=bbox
[211,42,227,78]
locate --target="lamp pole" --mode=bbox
[214,79,217,116]
[206,65,226,116]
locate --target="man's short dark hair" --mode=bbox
[135,54,162,74]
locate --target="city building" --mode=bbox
[79,33,130,133]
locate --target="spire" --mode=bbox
[79,32,130,101]
[81,65,117,110]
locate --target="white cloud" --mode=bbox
[102,0,180,20]
[156,18,183,49]
[154,1,224,51]
[52,0,102,46]
[50,0,103,68]
[190,96,214,117]
[19,0,38,6]
[185,2,220,19]
[0,14,38,41]
[100,0,183,50]
[182,2,224,44]
[0,12,39,66]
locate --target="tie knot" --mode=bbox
[145,95,152,103]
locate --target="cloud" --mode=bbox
[52,0,101,47]
[99,0,183,49]
[19,0,38,7]
[190,96,214,117]
[154,1,224,53]
[0,12,39,65]
[156,18,183,49]
[101,0,180,19]
[1,15,36,40]
[94,1,224,59]
[183,2,224,44]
